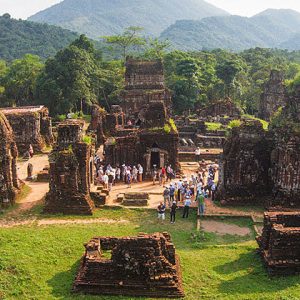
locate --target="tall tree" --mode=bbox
[142,38,171,60]
[3,54,43,106]
[35,35,99,115]
[0,60,7,105]
[216,59,243,98]
[102,27,146,62]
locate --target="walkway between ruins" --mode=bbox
[7,154,50,216]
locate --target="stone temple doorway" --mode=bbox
[151,151,160,168]
[151,142,160,168]
[144,144,168,176]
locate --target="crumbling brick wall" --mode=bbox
[88,104,107,145]
[217,120,272,205]
[198,98,242,118]
[74,232,184,298]
[257,212,300,275]
[121,59,172,119]
[0,112,18,207]
[44,120,94,215]
[270,133,300,208]
[0,106,54,154]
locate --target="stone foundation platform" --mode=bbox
[73,232,184,298]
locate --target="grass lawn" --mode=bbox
[1,208,300,300]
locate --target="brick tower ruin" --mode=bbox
[74,232,184,298]
[104,59,179,176]
[259,70,286,121]
[0,111,19,207]
[121,58,172,121]
[217,120,272,205]
[44,120,94,215]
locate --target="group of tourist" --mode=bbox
[157,164,217,224]
[152,165,176,186]
[94,155,144,190]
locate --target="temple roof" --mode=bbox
[0,105,46,115]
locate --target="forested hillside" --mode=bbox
[161,9,300,51]
[1,32,300,118]
[28,0,228,38]
[0,14,79,60]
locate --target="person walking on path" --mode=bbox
[163,186,171,207]
[196,189,205,216]
[170,201,177,224]
[211,182,216,202]
[195,147,201,162]
[182,194,192,218]
[138,164,143,182]
[169,185,175,203]
[132,166,138,183]
[157,202,166,222]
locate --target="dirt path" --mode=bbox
[201,220,251,236]
[0,218,129,228]
[5,155,50,218]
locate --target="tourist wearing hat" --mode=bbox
[170,201,177,224]
[182,193,192,218]
[157,202,166,222]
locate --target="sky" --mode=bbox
[1,0,300,19]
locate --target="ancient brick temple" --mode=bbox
[257,211,300,275]
[0,112,19,207]
[198,97,242,118]
[0,105,53,154]
[121,58,172,121]
[74,232,184,298]
[105,102,179,176]
[217,120,272,205]
[44,120,94,215]
[259,70,286,121]
[269,87,300,208]
[104,59,179,176]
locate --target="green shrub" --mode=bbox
[228,119,242,129]
[57,114,66,122]
[164,124,171,134]
[82,135,92,145]
[243,114,269,130]
[169,118,178,132]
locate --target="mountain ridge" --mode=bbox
[161,9,300,51]
[28,0,229,38]
[0,14,79,61]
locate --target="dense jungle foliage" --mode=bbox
[1,31,300,117]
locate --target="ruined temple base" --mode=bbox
[73,233,184,298]
[257,211,300,276]
[43,193,94,215]
[74,256,184,298]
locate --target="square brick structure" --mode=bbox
[0,105,53,154]
[44,120,94,215]
[257,211,300,275]
[73,232,184,298]
[0,112,19,207]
